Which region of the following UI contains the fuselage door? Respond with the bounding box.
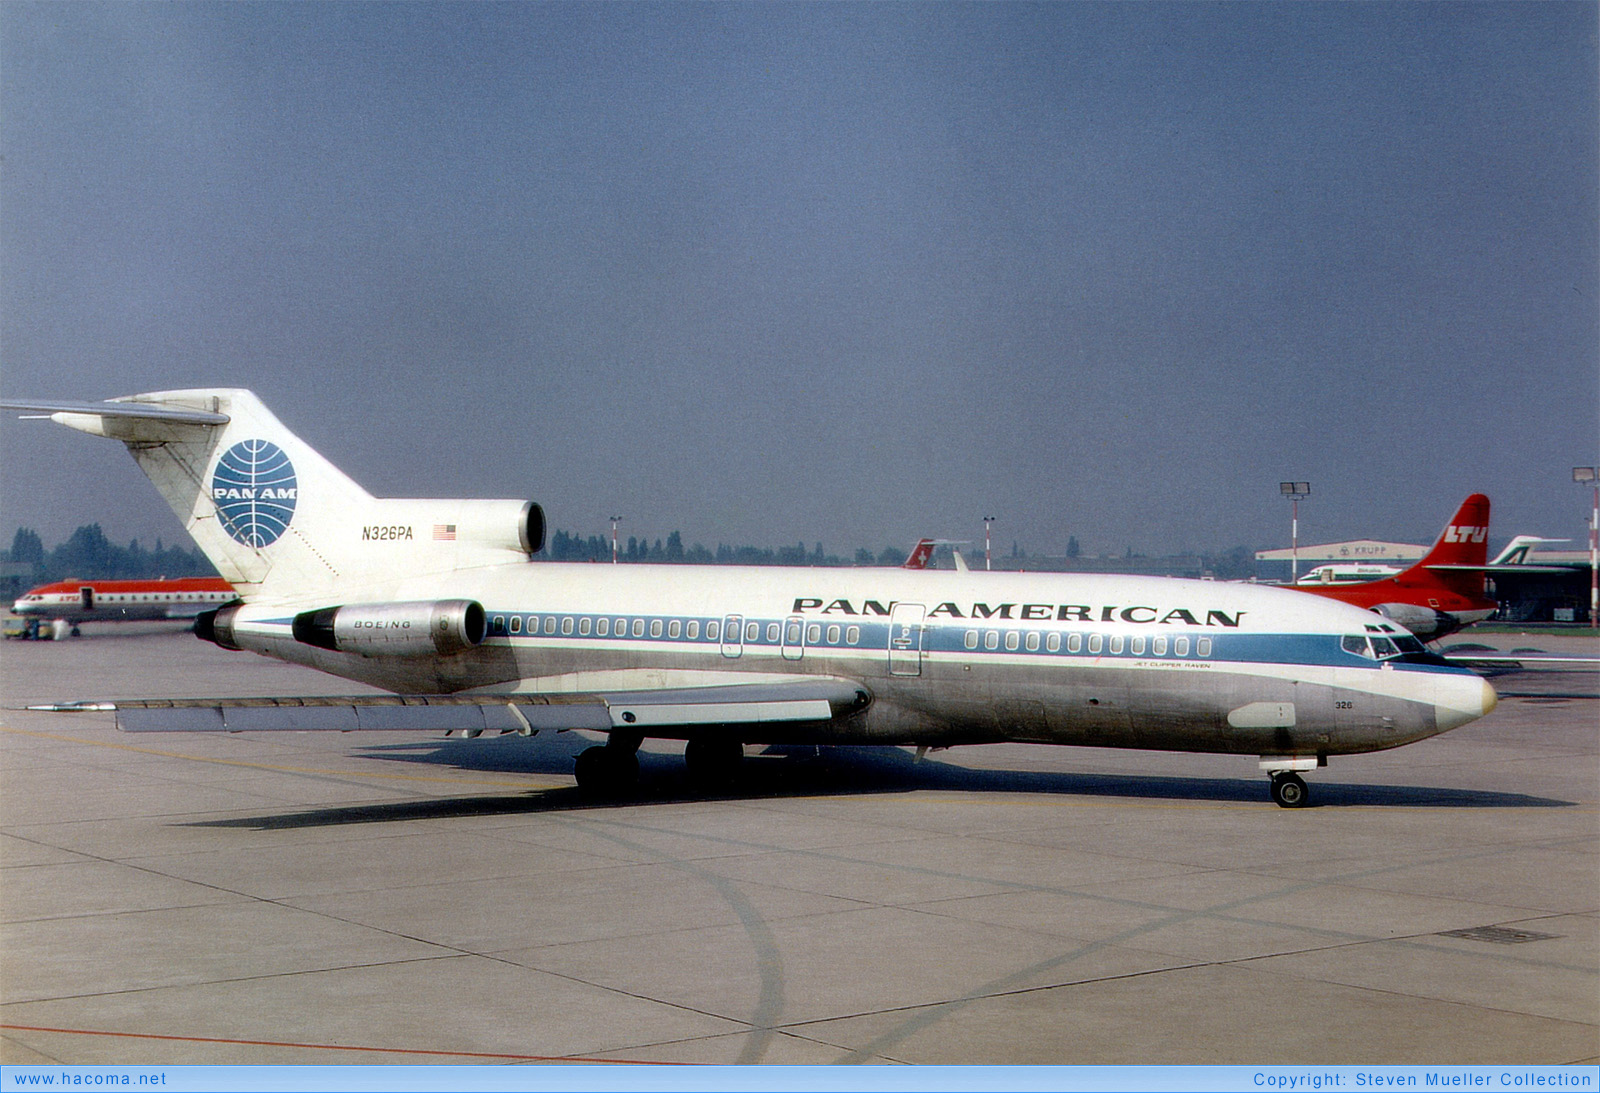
[721,614,744,659]
[782,615,805,661]
[80,586,95,611]
[888,602,926,676]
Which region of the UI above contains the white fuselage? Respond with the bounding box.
[219,561,1497,759]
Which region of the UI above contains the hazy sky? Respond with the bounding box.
[3,2,1596,560]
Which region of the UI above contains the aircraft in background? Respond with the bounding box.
[1290,496,1587,641]
[900,539,970,571]
[1290,494,1500,641]
[1295,563,1403,586]
[3,390,1498,808]
[1487,535,1570,567]
[10,576,236,637]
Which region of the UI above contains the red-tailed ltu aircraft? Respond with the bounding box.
[1292,495,1496,641]
[11,577,236,636]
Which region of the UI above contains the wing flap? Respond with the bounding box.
[38,679,869,734]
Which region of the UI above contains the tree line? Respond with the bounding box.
[545,529,908,567]
[5,524,1260,581]
[5,526,219,583]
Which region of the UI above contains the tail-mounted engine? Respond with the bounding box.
[290,599,487,657]
[1373,602,1454,640]
[195,603,244,651]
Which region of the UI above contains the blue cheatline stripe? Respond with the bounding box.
[476,609,1472,676]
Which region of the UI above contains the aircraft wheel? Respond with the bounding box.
[574,745,639,796]
[684,737,743,787]
[1270,772,1309,809]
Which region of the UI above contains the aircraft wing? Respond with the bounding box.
[27,679,870,734]
[1439,643,1600,674]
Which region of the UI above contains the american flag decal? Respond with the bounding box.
[433,524,457,541]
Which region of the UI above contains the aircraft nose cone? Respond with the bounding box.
[1435,674,1497,733]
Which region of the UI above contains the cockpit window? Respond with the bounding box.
[1392,634,1426,655]
[1342,635,1373,658]
[1370,636,1400,658]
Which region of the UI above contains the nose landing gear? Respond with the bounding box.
[1260,756,1320,808]
[1269,771,1309,808]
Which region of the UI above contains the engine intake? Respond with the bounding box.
[292,599,487,658]
[1373,602,1451,639]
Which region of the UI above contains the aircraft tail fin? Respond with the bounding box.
[1410,493,1491,594]
[6,390,542,599]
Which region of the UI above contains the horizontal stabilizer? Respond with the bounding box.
[1,398,229,425]
[1427,564,1570,574]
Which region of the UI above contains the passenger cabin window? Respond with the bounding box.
[766,622,780,642]
[1046,633,1061,652]
[669,620,681,639]
[985,631,999,650]
[1067,633,1082,653]
[632,619,646,637]
[1131,636,1145,655]
[1197,637,1212,657]
[597,618,610,636]
[1088,634,1103,654]
[806,623,821,643]
[1110,635,1124,654]
[650,619,663,638]
[1153,635,1167,655]
[1025,632,1040,652]
[964,630,979,650]
[510,616,522,633]
[745,621,760,642]
[1005,631,1020,651]
[687,620,700,640]
[706,621,719,641]
[1174,636,1190,656]
[579,617,592,636]
[846,625,860,645]
[561,617,574,635]
[543,617,557,635]
[828,624,842,645]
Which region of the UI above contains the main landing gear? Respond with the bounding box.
[572,734,747,796]
[573,733,640,796]
[683,736,744,789]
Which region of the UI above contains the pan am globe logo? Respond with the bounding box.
[211,440,298,547]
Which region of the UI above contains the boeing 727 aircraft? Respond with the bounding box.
[3,390,1499,808]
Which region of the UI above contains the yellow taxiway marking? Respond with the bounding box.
[0,721,560,789]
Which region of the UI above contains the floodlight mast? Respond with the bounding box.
[1280,482,1311,583]
[1575,468,1598,629]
